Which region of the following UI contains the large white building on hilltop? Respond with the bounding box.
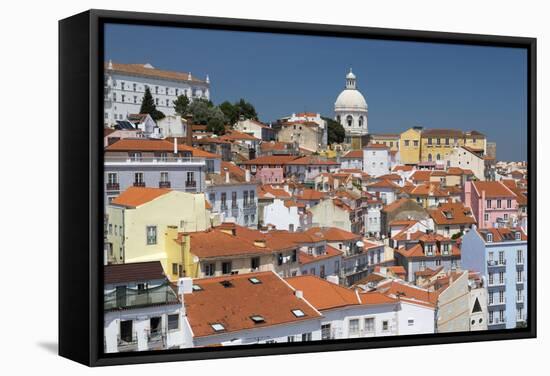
[104,61,210,126]
[334,69,369,141]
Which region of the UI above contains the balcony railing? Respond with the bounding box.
[117,334,138,352]
[488,278,506,287]
[516,295,524,303]
[104,284,179,311]
[489,317,506,325]
[104,155,206,165]
[185,180,197,188]
[487,260,506,267]
[489,298,506,306]
[147,330,167,350]
[106,182,120,191]
[159,181,171,188]
[133,181,146,187]
[516,258,524,265]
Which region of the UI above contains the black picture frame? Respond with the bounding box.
[59,9,537,367]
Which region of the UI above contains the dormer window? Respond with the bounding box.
[515,232,521,240]
[441,243,450,255]
[487,233,493,242]
[425,244,434,256]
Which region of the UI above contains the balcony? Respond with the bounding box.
[133,181,146,187]
[106,182,120,191]
[489,298,506,306]
[104,155,206,167]
[117,334,138,352]
[516,258,524,266]
[158,181,171,188]
[243,203,257,214]
[185,180,197,191]
[147,330,167,350]
[489,317,506,326]
[516,295,524,304]
[488,278,506,287]
[104,284,179,311]
[487,260,506,268]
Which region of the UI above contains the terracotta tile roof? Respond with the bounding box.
[286,275,359,310]
[305,227,361,242]
[380,265,407,275]
[446,167,474,176]
[185,271,321,337]
[392,229,426,242]
[104,261,166,284]
[341,150,363,159]
[258,185,292,199]
[239,155,298,165]
[410,170,432,182]
[219,129,260,141]
[393,165,414,172]
[389,219,418,227]
[184,224,299,259]
[408,183,450,197]
[260,141,293,151]
[284,200,306,209]
[221,161,246,180]
[294,112,319,118]
[367,179,400,189]
[429,202,476,225]
[105,138,220,158]
[111,187,172,208]
[381,198,410,213]
[106,62,207,83]
[298,245,343,265]
[414,266,444,277]
[395,236,460,259]
[365,143,389,149]
[104,128,116,137]
[358,291,399,305]
[477,227,527,243]
[472,181,516,198]
[376,279,437,307]
[376,173,402,181]
[285,156,339,165]
[296,189,326,201]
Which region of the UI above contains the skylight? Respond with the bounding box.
[211,323,225,332]
[192,284,203,291]
[250,315,265,324]
[248,277,262,284]
[291,309,305,317]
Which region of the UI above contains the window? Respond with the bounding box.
[133,95,137,104]
[486,232,492,242]
[250,190,255,204]
[168,314,179,330]
[287,336,295,342]
[488,273,494,285]
[251,257,260,270]
[435,259,442,266]
[129,152,142,161]
[221,193,227,209]
[497,200,502,209]
[146,226,157,245]
[436,138,441,145]
[121,94,125,102]
[302,332,312,341]
[160,171,169,183]
[507,199,512,208]
[404,140,410,146]
[232,191,238,208]
[486,199,492,208]
[321,324,331,340]
[517,270,523,283]
[382,320,389,331]
[291,249,297,263]
[186,171,195,184]
[489,292,494,304]
[489,311,494,324]
[155,98,159,105]
[349,319,359,336]
[364,318,375,333]
[484,213,489,222]
[427,138,433,145]
[499,310,505,322]
[517,249,524,264]
[436,153,441,160]
[445,137,449,145]
[346,115,353,127]
[499,251,505,265]
[107,173,118,184]
[134,172,144,186]
[428,154,432,162]
[413,140,419,147]
[408,319,414,326]
[172,263,178,275]
[499,290,505,303]
[133,83,137,91]
[222,261,232,275]
[204,263,215,276]
[504,213,509,220]
[243,191,249,206]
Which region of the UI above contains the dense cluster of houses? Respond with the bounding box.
[102,62,528,353]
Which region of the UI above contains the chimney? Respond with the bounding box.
[178,277,193,295]
[245,169,251,182]
[184,114,194,146]
[295,290,304,299]
[173,137,178,155]
[225,169,230,184]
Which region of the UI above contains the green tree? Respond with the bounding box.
[187,98,216,124]
[219,99,258,125]
[219,101,238,125]
[323,116,345,144]
[139,87,165,121]
[207,116,226,136]
[173,95,190,116]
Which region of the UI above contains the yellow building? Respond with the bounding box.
[368,133,400,151]
[105,187,211,281]
[399,127,422,164]
[420,129,464,163]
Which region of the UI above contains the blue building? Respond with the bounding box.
[461,226,527,329]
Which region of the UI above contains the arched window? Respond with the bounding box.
[436,154,441,160]
[346,115,353,127]
[428,154,432,162]
[358,116,364,127]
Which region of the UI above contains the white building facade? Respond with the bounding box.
[104,61,210,126]
[363,145,391,177]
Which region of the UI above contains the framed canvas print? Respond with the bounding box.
[59,9,536,366]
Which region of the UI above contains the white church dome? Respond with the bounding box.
[335,89,367,110]
[335,68,367,111]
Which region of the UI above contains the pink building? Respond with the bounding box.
[463,181,517,228]
[257,167,284,184]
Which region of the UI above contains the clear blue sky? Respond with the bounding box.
[105,23,528,161]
